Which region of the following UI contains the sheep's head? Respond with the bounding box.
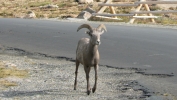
[77,24,107,45]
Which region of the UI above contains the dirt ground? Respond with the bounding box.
[0,47,176,100]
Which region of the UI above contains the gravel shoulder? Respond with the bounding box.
[0,48,176,100]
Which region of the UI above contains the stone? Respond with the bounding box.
[77,11,92,19]
[40,4,58,9]
[77,0,93,4]
[24,11,36,19]
[77,7,95,20]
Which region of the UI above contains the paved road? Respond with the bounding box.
[0,18,177,82]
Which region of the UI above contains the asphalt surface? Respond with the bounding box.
[0,18,177,83]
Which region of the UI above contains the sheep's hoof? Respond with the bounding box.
[74,87,76,90]
[92,88,96,93]
[87,90,91,95]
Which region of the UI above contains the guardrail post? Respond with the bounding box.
[129,3,143,24]
[97,0,117,18]
[109,3,116,18]
[144,3,155,23]
[97,0,112,13]
[129,0,155,24]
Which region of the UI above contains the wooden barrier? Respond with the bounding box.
[98,3,138,7]
[135,1,177,4]
[130,0,155,23]
[97,0,112,14]
[133,16,159,18]
[130,10,177,14]
[92,13,134,16]
[92,0,177,24]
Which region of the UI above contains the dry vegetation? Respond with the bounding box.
[0,0,81,18]
[2,0,91,18]
[0,0,177,24]
[0,61,28,88]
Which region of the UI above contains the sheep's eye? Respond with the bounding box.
[90,33,93,37]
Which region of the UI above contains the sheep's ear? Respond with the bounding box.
[85,31,92,36]
[100,30,105,35]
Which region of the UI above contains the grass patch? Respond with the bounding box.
[159,18,177,25]
[0,11,13,17]
[0,61,28,88]
[0,80,17,88]
[58,2,67,8]
[0,67,28,78]
[28,1,51,7]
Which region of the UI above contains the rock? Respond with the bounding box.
[164,13,177,20]
[77,7,95,20]
[96,0,105,2]
[24,11,36,19]
[77,11,92,19]
[40,4,58,9]
[77,0,93,4]
[83,6,95,14]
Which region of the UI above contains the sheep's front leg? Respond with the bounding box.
[92,64,98,93]
[84,66,91,95]
[74,60,79,90]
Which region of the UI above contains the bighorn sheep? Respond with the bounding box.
[74,24,107,95]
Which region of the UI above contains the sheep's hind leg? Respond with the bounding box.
[74,60,79,90]
[92,65,98,93]
[84,66,91,95]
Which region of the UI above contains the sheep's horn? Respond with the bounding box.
[77,24,93,32]
[97,24,107,32]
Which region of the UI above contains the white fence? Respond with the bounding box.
[92,0,177,23]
